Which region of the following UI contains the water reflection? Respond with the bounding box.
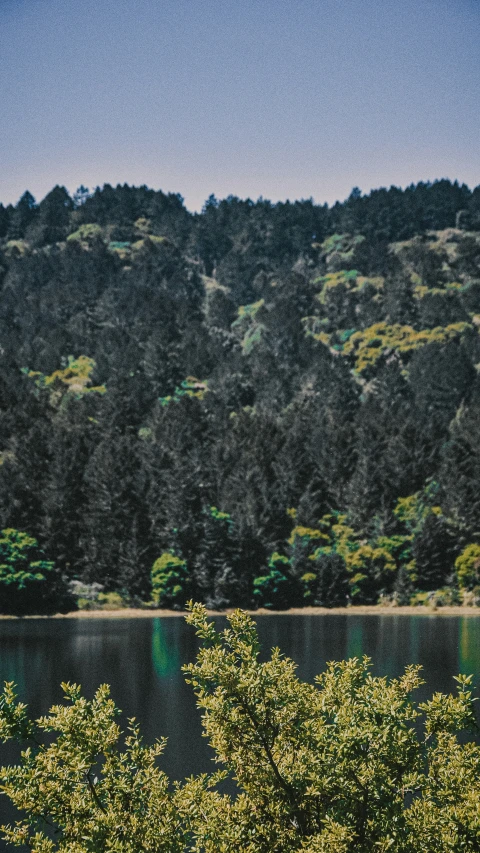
[346,618,364,660]
[151,618,180,679]
[459,616,480,676]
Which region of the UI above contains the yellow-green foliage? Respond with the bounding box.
[96,592,128,611]
[410,587,460,608]
[320,233,365,269]
[234,299,265,321]
[131,235,168,252]
[413,280,468,300]
[209,506,231,523]
[287,526,330,592]
[288,526,328,546]
[0,606,479,852]
[0,681,187,852]
[4,240,29,257]
[268,551,290,568]
[308,514,398,596]
[159,377,208,407]
[138,426,153,441]
[133,216,152,235]
[232,299,266,354]
[0,451,15,467]
[23,356,106,404]
[76,591,128,611]
[66,223,103,244]
[315,270,384,305]
[337,321,472,374]
[285,488,447,603]
[300,571,318,600]
[455,544,480,590]
[394,489,442,531]
[151,552,188,606]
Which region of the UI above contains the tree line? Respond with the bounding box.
[0,179,480,611]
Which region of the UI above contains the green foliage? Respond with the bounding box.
[2,607,479,851]
[280,490,457,605]
[131,235,167,252]
[0,529,63,615]
[316,270,384,307]
[305,513,398,603]
[232,299,267,354]
[1,179,480,608]
[208,505,232,524]
[151,553,189,608]
[96,591,129,610]
[22,356,106,404]
[319,321,473,375]
[159,377,208,407]
[393,485,458,592]
[0,681,191,852]
[66,223,103,243]
[4,240,28,257]
[320,233,365,271]
[253,553,292,609]
[0,529,51,588]
[455,544,480,590]
[108,240,131,250]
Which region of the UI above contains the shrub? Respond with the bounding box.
[0,605,478,852]
[151,553,189,608]
[456,543,480,590]
[0,529,70,615]
[97,592,128,610]
[253,553,293,608]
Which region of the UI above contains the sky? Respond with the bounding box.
[1,0,479,211]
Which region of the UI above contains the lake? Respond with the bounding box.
[0,613,478,843]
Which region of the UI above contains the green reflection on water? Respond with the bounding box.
[0,651,26,697]
[346,619,364,659]
[458,617,480,678]
[151,619,179,679]
[408,617,420,664]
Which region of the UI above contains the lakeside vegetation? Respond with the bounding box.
[0,180,480,613]
[0,605,479,852]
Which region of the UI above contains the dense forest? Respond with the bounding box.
[1,179,480,612]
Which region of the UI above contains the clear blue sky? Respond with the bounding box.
[1,0,479,210]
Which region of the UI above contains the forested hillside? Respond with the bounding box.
[1,179,480,611]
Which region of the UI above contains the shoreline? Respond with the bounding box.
[0,604,479,619]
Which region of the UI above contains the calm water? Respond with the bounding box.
[0,613,478,841]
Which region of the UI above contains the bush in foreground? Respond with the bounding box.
[0,604,479,852]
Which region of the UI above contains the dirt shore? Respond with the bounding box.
[0,604,479,619]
